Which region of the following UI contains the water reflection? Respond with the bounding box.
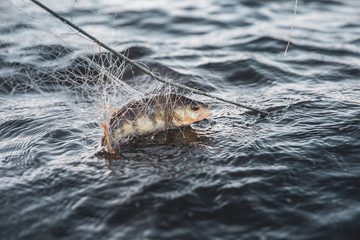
[98,126,212,175]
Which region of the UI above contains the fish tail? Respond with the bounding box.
[102,124,116,154]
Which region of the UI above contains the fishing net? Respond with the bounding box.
[3,0,209,150]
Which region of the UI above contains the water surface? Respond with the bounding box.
[1,0,360,239]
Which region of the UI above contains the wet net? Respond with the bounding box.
[4,0,208,150]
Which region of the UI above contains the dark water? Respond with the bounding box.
[1,0,360,239]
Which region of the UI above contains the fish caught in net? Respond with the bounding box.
[101,93,212,152]
[4,1,216,154]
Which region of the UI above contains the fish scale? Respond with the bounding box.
[102,94,212,149]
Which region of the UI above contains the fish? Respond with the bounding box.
[102,94,212,152]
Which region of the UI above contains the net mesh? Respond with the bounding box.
[4,0,205,149]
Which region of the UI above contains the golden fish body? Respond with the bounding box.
[104,94,212,144]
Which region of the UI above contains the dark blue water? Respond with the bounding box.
[1,0,360,239]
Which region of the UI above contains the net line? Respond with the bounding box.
[29,0,268,117]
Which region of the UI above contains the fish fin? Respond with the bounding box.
[103,105,120,111]
[104,105,121,119]
[102,124,116,154]
[109,105,120,112]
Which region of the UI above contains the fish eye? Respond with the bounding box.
[191,105,200,111]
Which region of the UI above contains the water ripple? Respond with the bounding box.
[1,0,360,239]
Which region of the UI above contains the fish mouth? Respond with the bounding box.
[197,107,212,121]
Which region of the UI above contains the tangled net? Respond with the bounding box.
[4,1,206,150]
